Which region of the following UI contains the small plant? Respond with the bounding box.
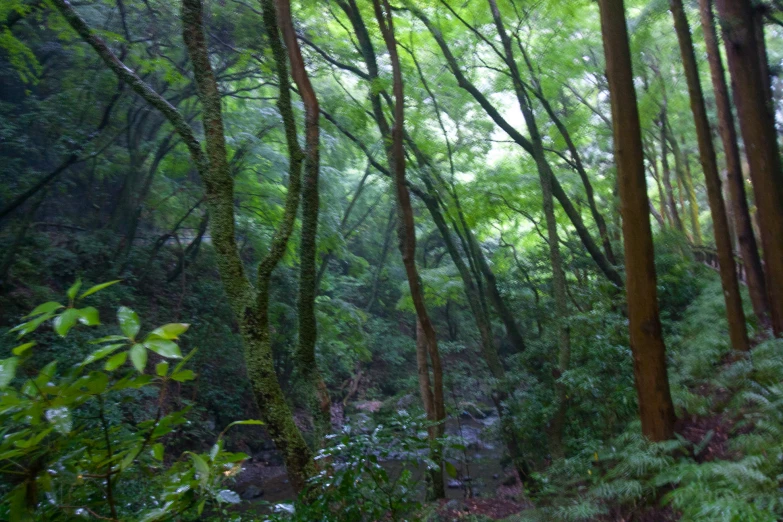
[0,280,255,521]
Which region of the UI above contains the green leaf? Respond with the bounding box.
[144,338,182,359]
[90,335,128,344]
[53,308,79,337]
[155,361,169,377]
[130,343,147,372]
[151,443,164,461]
[104,352,128,371]
[79,280,120,299]
[11,313,53,338]
[445,460,458,478]
[189,452,210,486]
[12,342,35,356]
[77,306,100,326]
[218,490,241,504]
[66,279,82,301]
[25,301,63,318]
[0,357,19,388]
[118,306,140,339]
[82,343,125,366]
[149,323,190,340]
[171,369,194,382]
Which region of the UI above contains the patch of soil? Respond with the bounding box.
[674,413,734,462]
[435,497,531,520]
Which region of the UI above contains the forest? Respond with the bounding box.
[1,0,783,520]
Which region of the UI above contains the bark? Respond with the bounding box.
[669,0,749,352]
[698,0,770,328]
[598,0,676,441]
[274,0,332,440]
[51,0,316,492]
[716,0,783,336]
[370,0,446,499]
[408,3,623,288]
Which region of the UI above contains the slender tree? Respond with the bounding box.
[598,0,676,441]
[50,0,316,490]
[669,0,749,352]
[715,0,783,336]
[371,0,446,498]
[698,0,770,330]
[273,0,332,440]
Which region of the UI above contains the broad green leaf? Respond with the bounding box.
[25,301,63,318]
[218,490,241,504]
[53,308,79,337]
[149,323,190,340]
[79,280,120,299]
[77,306,100,326]
[130,343,147,372]
[45,407,72,434]
[118,306,140,339]
[189,452,210,486]
[82,343,125,366]
[155,361,169,377]
[12,342,35,356]
[11,313,53,338]
[90,335,128,344]
[0,357,19,388]
[171,369,194,382]
[144,338,182,359]
[445,460,458,478]
[66,279,82,301]
[104,352,128,371]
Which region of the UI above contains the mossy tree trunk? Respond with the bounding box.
[51,0,317,492]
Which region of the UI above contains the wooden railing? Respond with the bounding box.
[691,245,748,286]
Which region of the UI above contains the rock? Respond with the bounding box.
[447,479,463,489]
[493,474,500,480]
[240,485,263,500]
[445,499,460,510]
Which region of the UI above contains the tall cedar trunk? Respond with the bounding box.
[408,3,623,288]
[669,0,750,352]
[484,0,572,459]
[371,0,446,499]
[715,0,783,336]
[598,0,676,441]
[648,142,669,226]
[274,0,332,440]
[697,0,770,328]
[659,114,684,232]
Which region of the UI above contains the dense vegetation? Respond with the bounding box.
[1,0,783,520]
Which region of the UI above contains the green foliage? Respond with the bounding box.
[0,282,254,522]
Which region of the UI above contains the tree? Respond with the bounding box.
[598,0,676,441]
[715,0,783,337]
[698,0,770,330]
[668,0,749,352]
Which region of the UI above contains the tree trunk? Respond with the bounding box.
[274,0,332,441]
[667,132,702,245]
[670,0,750,352]
[599,0,676,441]
[715,0,783,336]
[698,0,770,330]
[371,0,445,499]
